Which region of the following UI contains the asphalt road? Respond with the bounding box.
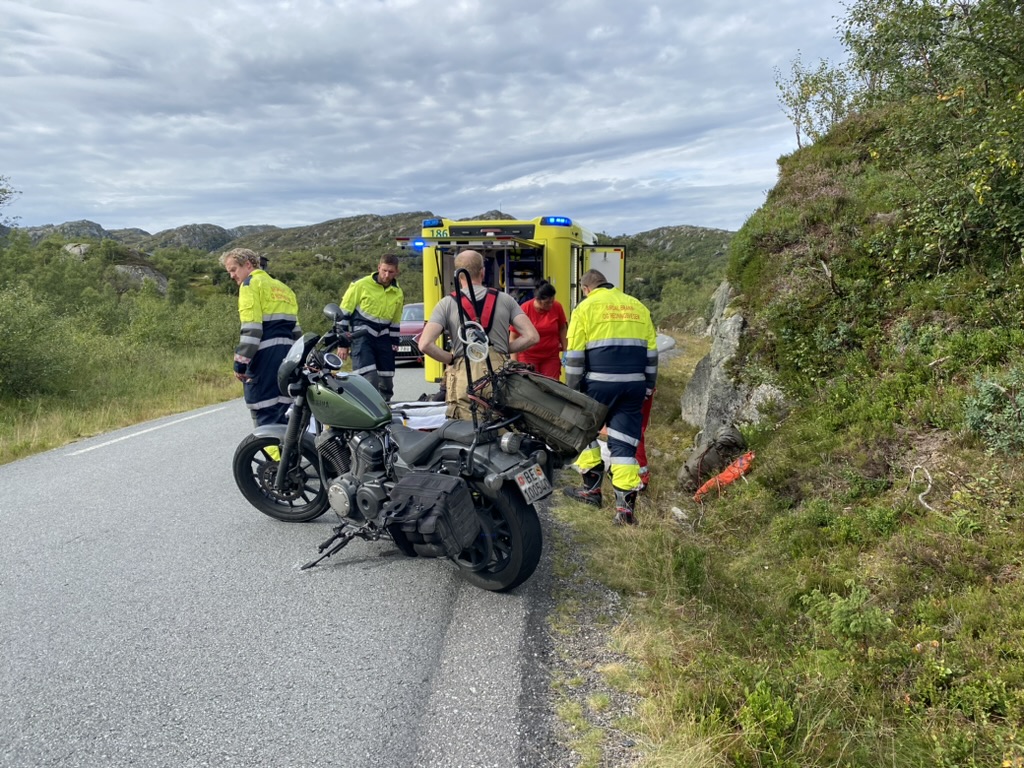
[0,364,560,768]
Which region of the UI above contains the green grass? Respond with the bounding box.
[550,330,1024,766]
[0,350,238,464]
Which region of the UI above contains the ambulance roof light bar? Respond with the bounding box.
[396,235,528,251]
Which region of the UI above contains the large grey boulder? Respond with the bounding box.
[676,281,786,485]
[60,242,168,294]
[680,312,748,433]
[705,280,734,338]
[113,264,168,294]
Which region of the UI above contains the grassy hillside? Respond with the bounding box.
[555,138,1024,765]
[549,1,1024,764]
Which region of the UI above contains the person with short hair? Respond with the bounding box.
[418,250,539,420]
[562,269,658,525]
[337,254,404,402]
[511,280,568,379]
[220,247,302,426]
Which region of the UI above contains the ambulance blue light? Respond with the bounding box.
[541,216,572,227]
[411,238,426,253]
[422,217,443,227]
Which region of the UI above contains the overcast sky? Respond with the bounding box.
[1,0,848,236]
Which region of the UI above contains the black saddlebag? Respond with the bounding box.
[383,473,480,558]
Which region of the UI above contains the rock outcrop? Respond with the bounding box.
[142,223,235,252]
[61,242,168,294]
[112,264,168,293]
[676,280,786,485]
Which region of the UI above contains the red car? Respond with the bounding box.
[396,302,425,364]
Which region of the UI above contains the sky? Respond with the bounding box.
[1,0,849,237]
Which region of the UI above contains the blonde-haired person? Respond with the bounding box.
[220,248,302,426]
[418,250,539,419]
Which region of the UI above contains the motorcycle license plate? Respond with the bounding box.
[514,463,552,504]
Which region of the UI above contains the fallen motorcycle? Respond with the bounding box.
[231,278,605,592]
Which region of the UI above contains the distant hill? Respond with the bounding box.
[12,212,732,324]
[21,219,282,253]
[16,212,730,262]
[221,212,432,255]
[19,212,438,255]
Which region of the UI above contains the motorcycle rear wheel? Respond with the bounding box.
[232,434,329,522]
[454,483,542,592]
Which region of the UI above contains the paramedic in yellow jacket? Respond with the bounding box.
[337,254,404,402]
[221,248,303,426]
[562,269,658,525]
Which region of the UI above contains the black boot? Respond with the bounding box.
[562,469,604,507]
[613,488,638,525]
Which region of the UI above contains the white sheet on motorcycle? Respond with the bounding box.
[390,401,447,430]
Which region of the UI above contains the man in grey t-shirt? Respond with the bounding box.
[419,250,539,419]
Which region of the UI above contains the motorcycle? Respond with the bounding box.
[231,277,578,592]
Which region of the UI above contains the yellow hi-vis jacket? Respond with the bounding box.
[340,272,404,344]
[563,285,658,392]
[233,270,302,374]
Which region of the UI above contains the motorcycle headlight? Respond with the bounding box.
[277,333,317,395]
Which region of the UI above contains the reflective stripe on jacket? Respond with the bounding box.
[234,270,302,374]
[340,272,404,344]
[564,285,657,392]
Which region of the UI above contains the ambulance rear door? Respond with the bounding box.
[581,244,626,296]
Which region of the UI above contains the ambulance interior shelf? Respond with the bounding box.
[502,250,544,304]
[437,244,546,304]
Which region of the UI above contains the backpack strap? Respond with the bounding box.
[451,288,499,333]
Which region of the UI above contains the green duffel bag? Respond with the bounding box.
[492,363,609,459]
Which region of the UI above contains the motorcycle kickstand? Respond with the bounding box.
[301,524,357,570]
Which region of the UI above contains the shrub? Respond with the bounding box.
[0,285,74,397]
[801,580,893,653]
[964,368,1024,454]
[737,679,796,760]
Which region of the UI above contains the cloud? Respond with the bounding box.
[0,0,848,235]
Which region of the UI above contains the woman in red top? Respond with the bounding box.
[511,281,568,379]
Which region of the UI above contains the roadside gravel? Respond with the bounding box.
[524,510,644,768]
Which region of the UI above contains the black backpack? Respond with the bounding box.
[680,424,747,491]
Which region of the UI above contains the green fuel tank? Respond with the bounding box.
[306,373,392,430]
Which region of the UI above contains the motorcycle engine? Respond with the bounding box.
[314,427,350,476]
[325,430,389,524]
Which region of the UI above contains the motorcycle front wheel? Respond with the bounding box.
[454,483,542,592]
[232,434,329,522]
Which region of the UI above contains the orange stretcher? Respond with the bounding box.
[693,451,755,503]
